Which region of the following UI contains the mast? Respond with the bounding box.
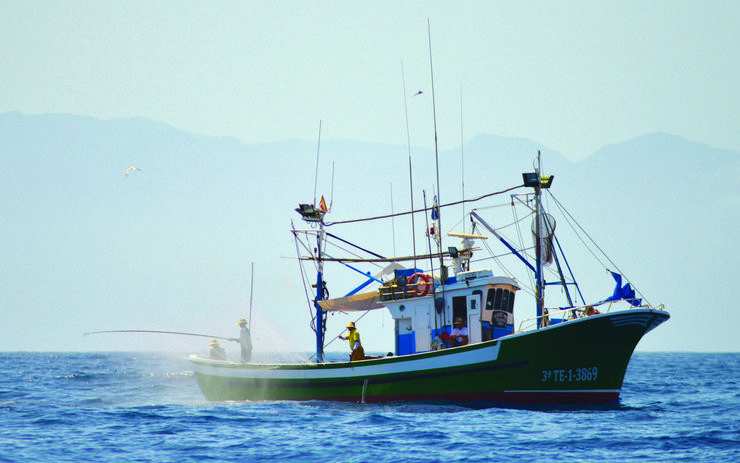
[314,220,326,362]
[522,150,554,329]
[533,154,545,329]
[295,202,327,362]
[299,121,328,363]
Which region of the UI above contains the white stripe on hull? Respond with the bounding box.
[191,342,500,380]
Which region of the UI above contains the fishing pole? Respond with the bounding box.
[83,329,238,342]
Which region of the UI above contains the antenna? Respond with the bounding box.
[427,19,444,280]
[401,61,418,270]
[313,120,322,206]
[329,161,335,211]
[390,183,397,259]
[249,261,255,329]
[460,81,465,234]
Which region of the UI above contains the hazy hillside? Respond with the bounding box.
[1,112,737,353]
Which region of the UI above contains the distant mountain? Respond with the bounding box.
[1,112,737,353]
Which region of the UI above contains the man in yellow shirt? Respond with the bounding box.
[338,321,365,361]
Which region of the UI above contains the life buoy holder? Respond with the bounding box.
[408,273,432,297]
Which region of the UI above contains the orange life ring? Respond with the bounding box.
[408,273,432,297]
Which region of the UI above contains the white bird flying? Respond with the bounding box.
[125,166,142,177]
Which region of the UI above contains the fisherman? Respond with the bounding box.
[450,317,469,347]
[208,339,226,360]
[234,318,252,363]
[584,305,601,317]
[338,321,365,361]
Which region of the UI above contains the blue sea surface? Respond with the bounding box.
[0,352,738,462]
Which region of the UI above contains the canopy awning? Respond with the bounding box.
[317,291,385,312]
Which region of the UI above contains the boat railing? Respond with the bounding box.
[516,301,660,333]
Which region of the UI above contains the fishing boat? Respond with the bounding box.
[189,150,669,405]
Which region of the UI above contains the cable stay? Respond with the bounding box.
[324,185,523,227]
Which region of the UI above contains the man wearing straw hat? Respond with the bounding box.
[208,339,226,360]
[338,321,365,361]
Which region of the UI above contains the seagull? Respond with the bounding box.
[125,166,142,177]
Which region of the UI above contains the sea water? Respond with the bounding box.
[0,352,738,462]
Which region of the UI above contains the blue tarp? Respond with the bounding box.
[604,271,642,306]
[396,268,423,278]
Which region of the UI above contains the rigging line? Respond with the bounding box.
[472,208,534,233]
[549,192,651,306]
[323,240,383,268]
[293,230,320,265]
[313,120,322,206]
[446,215,465,234]
[322,252,386,274]
[292,226,319,332]
[479,241,535,300]
[324,184,523,226]
[511,194,536,291]
[297,250,452,263]
[472,201,521,212]
[548,192,609,268]
[460,80,465,234]
[326,309,374,352]
[325,231,386,260]
[480,239,515,278]
[322,242,387,273]
[401,61,418,268]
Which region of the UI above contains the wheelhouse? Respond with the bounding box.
[383,269,520,355]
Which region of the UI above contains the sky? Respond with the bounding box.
[2,1,739,355]
[1,1,739,161]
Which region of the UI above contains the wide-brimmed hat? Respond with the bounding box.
[346,321,356,329]
[238,318,247,325]
[209,339,220,345]
[454,317,464,325]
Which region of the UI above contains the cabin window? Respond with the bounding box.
[493,289,503,313]
[486,287,516,328]
[486,288,516,313]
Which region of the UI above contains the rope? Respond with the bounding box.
[324,185,523,226]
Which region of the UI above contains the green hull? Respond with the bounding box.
[190,308,668,405]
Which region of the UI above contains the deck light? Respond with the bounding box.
[522,173,554,189]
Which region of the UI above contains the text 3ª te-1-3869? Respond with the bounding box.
[541,367,598,383]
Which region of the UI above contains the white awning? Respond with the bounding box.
[317,292,385,312]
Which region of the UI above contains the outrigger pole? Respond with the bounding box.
[83,330,237,342]
[427,19,445,281]
[401,61,418,270]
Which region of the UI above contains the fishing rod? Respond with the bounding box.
[83,329,238,342]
